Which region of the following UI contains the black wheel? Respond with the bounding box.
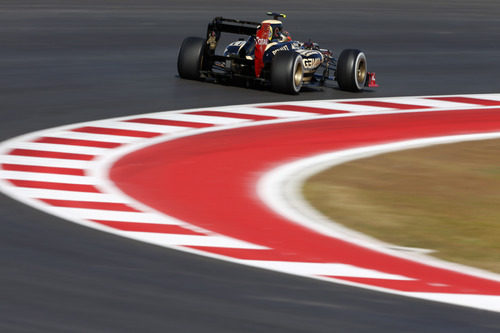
[271,51,304,94]
[177,37,206,80]
[336,49,367,92]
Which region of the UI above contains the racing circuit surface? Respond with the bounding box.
[2,1,500,332]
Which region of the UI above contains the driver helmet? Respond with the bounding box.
[262,20,290,42]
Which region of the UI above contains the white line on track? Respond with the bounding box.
[145,113,249,125]
[325,102,390,112]
[90,120,191,133]
[238,260,414,280]
[6,142,110,155]
[126,232,268,249]
[370,97,471,108]
[44,131,142,144]
[405,293,500,313]
[217,106,315,118]
[467,93,500,101]
[11,187,132,202]
[0,170,97,184]
[0,155,93,168]
[51,208,179,223]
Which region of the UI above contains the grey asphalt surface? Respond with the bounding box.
[1,1,500,332]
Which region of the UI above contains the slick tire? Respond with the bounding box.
[177,37,206,80]
[336,49,367,92]
[271,51,304,94]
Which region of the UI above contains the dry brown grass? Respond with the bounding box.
[303,139,500,273]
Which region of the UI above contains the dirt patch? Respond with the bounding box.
[303,139,500,273]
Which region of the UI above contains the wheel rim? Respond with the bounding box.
[293,58,304,91]
[356,56,367,86]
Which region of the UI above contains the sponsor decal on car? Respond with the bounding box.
[256,37,267,46]
[271,44,290,55]
[303,57,322,69]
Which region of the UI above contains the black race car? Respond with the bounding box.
[177,12,377,94]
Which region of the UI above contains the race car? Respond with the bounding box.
[177,12,377,94]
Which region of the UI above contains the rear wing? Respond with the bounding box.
[206,17,260,51]
[207,17,259,37]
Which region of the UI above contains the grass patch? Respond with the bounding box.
[303,139,500,273]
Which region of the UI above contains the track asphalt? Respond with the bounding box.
[1,1,500,331]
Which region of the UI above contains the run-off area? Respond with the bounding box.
[303,138,500,273]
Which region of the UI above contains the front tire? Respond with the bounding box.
[271,51,304,94]
[336,49,367,92]
[177,37,206,80]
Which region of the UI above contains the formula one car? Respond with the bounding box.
[177,12,377,94]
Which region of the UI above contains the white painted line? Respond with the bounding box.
[405,293,500,313]
[6,142,109,155]
[0,155,92,169]
[45,131,141,144]
[464,93,500,101]
[12,187,132,203]
[221,106,316,118]
[145,113,248,125]
[0,170,98,184]
[268,99,388,112]
[127,232,268,249]
[375,97,478,109]
[53,208,183,224]
[240,260,414,280]
[91,120,190,134]
[327,102,389,112]
[286,100,357,111]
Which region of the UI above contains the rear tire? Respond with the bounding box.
[271,51,304,94]
[177,37,206,80]
[336,49,367,92]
